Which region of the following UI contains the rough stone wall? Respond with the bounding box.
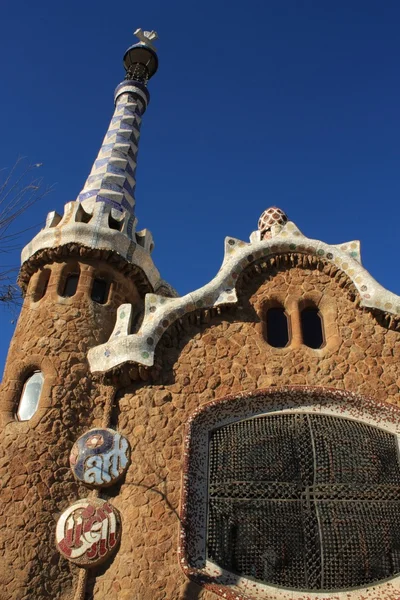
[1,256,400,600]
[0,256,141,600]
[90,259,400,600]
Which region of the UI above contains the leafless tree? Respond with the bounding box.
[0,158,52,307]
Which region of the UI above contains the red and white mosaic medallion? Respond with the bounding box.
[56,498,121,567]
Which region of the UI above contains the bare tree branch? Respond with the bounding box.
[0,158,53,306]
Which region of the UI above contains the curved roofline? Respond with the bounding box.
[88,220,400,372]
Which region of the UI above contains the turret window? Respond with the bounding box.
[17,371,43,421]
[32,268,51,302]
[62,273,79,298]
[301,307,324,348]
[265,306,290,348]
[91,278,109,304]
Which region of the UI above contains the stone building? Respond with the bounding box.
[1,30,400,600]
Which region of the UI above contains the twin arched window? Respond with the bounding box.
[266,304,324,349]
[17,371,43,421]
[300,307,324,349]
[58,268,110,303]
[266,307,290,348]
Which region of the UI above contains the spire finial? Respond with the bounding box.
[123,29,159,83]
[134,28,159,51]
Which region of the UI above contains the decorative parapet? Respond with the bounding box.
[88,217,400,373]
[21,199,161,290]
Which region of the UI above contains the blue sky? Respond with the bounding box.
[1,1,399,374]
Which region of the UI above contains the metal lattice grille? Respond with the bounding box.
[207,413,400,591]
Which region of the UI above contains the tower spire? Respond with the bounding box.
[77,29,159,216]
[21,29,166,294]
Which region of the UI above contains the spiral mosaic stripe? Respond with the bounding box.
[77,90,144,214]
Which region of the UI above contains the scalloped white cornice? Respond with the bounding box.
[88,220,400,373]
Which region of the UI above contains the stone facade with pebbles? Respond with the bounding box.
[86,257,400,600]
[1,30,400,600]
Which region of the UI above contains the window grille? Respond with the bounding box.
[208,413,400,591]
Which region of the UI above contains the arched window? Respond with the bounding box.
[91,278,109,304]
[301,307,324,348]
[62,272,79,298]
[32,268,51,302]
[266,306,289,348]
[17,371,44,421]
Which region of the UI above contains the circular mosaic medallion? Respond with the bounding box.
[56,498,121,567]
[70,428,130,488]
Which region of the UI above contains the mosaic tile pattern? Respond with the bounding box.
[56,498,121,568]
[88,216,400,372]
[179,386,400,600]
[21,198,161,289]
[70,428,130,488]
[21,76,163,291]
[77,82,147,214]
[258,206,288,239]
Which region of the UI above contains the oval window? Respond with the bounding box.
[17,371,44,421]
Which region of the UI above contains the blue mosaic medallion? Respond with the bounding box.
[70,428,130,488]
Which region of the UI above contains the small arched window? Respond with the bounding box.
[17,371,44,421]
[62,272,79,298]
[266,306,290,348]
[91,278,109,304]
[301,307,324,348]
[32,268,51,302]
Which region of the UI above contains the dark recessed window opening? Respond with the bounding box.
[109,212,124,231]
[91,278,109,304]
[301,307,324,348]
[207,413,400,591]
[62,273,79,298]
[266,307,289,348]
[32,268,51,302]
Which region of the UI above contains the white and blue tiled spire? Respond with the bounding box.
[21,30,167,294]
[78,29,159,215]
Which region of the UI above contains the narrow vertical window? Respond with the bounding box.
[32,268,51,302]
[62,273,79,297]
[91,278,109,304]
[266,307,289,348]
[301,307,324,348]
[17,371,44,421]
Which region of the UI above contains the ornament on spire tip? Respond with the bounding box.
[134,28,159,51]
[123,28,159,83]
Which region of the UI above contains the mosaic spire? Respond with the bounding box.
[77,29,159,215]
